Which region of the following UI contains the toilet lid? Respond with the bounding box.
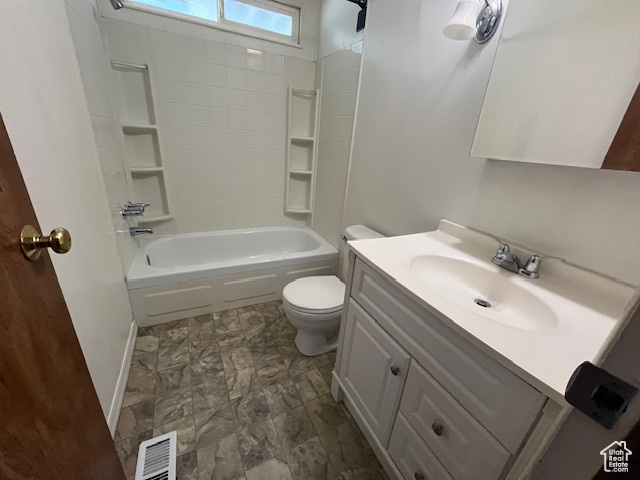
[283,275,345,313]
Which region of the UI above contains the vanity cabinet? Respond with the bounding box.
[335,256,551,480]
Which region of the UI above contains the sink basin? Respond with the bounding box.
[410,255,558,331]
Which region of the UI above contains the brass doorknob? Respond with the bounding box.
[20,225,72,262]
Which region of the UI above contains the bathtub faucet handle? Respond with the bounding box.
[122,201,151,217]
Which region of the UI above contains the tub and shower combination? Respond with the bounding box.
[126,227,339,326]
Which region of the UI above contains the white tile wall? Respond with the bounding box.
[64,0,138,274]
[312,42,363,247]
[146,29,312,232]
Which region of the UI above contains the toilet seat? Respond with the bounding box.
[282,275,345,315]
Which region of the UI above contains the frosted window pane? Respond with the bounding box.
[132,0,218,22]
[224,0,293,36]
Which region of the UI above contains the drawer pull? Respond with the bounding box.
[432,423,444,436]
[414,474,425,480]
[390,366,400,376]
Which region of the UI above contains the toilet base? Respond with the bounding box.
[295,328,339,356]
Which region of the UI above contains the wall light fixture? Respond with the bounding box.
[443,0,503,43]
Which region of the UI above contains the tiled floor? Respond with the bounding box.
[114,300,388,480]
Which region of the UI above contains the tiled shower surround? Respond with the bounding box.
[115,301,388,480]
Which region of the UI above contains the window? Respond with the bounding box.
[126,0,300,43]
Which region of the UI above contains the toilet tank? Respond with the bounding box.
[340,225,385,280]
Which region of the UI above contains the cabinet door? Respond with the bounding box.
[339,299,411,445]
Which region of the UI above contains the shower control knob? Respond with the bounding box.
[432,423,444,436]
[390,366,400,376]
[415,474,425,480]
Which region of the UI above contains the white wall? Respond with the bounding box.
[317,0,364,60]
[103,19,315,233]
[97,0,320,62]
[343,0,640,285]
[0,0,134,423]
[64,0,138,273]
[312,41,363,247]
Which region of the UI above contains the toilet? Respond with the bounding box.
[282,225,384,356]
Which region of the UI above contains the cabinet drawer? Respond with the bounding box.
[400,362,510,480]
[351,258,546,453]
[389,413,454,480]
[338,300,411,445]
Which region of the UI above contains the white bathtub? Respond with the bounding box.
[126,226,339,326]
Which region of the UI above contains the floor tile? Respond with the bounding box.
[314,351,336,368]
[272,405,316,451]
[255,301,285,323]
[197,433,244,480]
[235,305,256,315]
[139,318,188,337]
[154,387,193,427]
[190,340,220,362]
[214,309,242,334]
[320,421,372,473]
[116,399,155,441]
[156,362,191,395]
[191,354,225,384]
[153,415,196,455]
[122,352,158,407]
[189,314,216,340]
[231,389,270,427]
[226,368,261,400]
[283,354,319,377]
[275,333,298,356]
[193,376,230,413]
[249,340,281,367]
[269,315,295,337]
[115,430,153,478]
[238,310,267,336]
[293,370,330,403]
[134,334,159,355]
[222,345,254,374]
[177,450,199,480]
[195,403,236,447]
[317,365,333,388]
[262,380,302,416]
[256,358,290,386]
[304,394,350,434]
[218,330,246,349]
[237,418,282,470]
[159,326,189,348]
[244,455,292,480]
[335,455,389,480]
[284,436,332,480]
[158,329,190,370]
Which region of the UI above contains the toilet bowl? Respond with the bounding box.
[282,225,384,356]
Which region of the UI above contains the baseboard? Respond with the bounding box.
[107,318,138,437]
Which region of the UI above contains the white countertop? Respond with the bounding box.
[348,220,636,404]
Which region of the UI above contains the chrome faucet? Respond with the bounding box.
[121,201,150,217]
[130,227,153,236]
[490,236,522,274]
[489,235,564,279]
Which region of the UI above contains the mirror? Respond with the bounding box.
[471,0,640,171]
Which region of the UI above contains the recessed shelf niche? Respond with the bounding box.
[110,59,173,230]
[285,89,320,215]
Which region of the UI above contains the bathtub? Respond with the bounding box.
[126,226,339,326]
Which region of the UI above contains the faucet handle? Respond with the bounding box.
[487,233,510,252]
[520,254,565,279]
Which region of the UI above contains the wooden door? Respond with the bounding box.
[338,299,410,445]
[0,115,125,479]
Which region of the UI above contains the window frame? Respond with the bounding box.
[220,0,300,44]
[122,0,301,46]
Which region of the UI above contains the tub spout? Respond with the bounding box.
[130,227,153,236]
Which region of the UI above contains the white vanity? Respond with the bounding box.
[331,220,634,480]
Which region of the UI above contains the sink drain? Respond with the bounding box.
[474,299,491,308]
